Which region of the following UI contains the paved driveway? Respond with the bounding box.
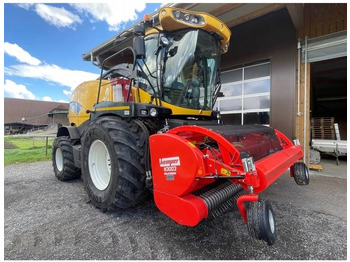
[4,161,347,260]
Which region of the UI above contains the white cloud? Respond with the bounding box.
[57,99,69,103]
[17,3,147,31]
[42,96,53,101]
[71,3,146,31]
[4,79,36,100]
[4,43,98,99]
[63,89,72,97]
[4,63,99,97]
[17,3,34,10]
[34,4,83,29]
[4,42,41,66]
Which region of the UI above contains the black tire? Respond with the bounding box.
[247,200,276,245]
[81,116,148,211]
[52,136,81,181]
[292,162,310,185]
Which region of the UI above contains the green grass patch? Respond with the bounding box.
[4,136,54,165]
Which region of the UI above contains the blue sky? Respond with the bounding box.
[3,2,162,102]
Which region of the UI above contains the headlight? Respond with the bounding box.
[172,10,205,25]
[160,36,169,46]
[150,108,158,117]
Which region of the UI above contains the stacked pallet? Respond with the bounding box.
[311,117,335,139]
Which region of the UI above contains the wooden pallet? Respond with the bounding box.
[311,117,334,127]
[312,131,335,139]
[311,117,335,139]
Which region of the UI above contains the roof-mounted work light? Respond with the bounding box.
[172,10,205,25]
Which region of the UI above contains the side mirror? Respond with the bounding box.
[133,24,145,59]
[133,24,145,36]
[133,36,145,59]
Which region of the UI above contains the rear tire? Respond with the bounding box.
[291,162,310,185]
[52,136,81,181]
[81,116,148,211]
[247,200,276,245]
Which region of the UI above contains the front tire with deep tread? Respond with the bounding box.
[246,200,276,245]
[292,162,310,185]
[52,136,81,181]
[81,116,148,211]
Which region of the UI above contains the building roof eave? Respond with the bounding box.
[83,3,292,68]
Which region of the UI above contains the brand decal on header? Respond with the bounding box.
[159,156,181,180]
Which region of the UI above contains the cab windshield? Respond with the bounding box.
[140,29,221,110]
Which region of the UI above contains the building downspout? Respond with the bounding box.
[297,39,301,117]
[303,36,308,164]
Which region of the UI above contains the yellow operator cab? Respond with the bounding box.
[132,7,231,117]
[69,7,231,127]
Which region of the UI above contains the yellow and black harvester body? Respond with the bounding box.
[52,7,309,246]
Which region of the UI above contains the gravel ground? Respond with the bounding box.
[4,161,347,260]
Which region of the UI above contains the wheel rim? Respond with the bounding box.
[304,164,310,180]
[88,140,111,191]
[268,209,275,234]
[55,148,64,172]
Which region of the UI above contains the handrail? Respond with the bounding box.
[96,47,136,105]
